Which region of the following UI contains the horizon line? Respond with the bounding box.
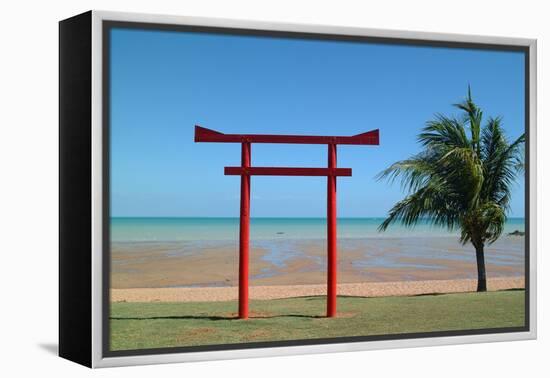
[110,215,526,219]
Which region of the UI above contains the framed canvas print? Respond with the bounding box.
[59,10,537,368]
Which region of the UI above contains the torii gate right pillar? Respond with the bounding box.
[327,143,337,317]
[239,142,251,319]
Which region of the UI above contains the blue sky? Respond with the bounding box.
[110,28,526,218]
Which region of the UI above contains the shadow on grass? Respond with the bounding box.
[410,292,447,297]
[411,288,525,297]
[110,314,325,321]
[302,295,370,300]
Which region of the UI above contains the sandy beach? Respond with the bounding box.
[111,236,525,289]
[111,276,524,302]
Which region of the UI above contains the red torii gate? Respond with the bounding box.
[195,125,380,318]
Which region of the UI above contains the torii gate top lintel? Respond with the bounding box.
[194,125,380,146]
[194,124,380,319]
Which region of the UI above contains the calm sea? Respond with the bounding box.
[111,217,525,242]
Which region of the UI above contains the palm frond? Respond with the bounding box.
[375,152,436,193]
[378,178,460,232]
[378,87,524,248]
[480,118,525,207]
[418,115,470,150]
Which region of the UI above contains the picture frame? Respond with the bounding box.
[59,10,537,368]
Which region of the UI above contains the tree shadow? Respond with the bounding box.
[411,288,525,297]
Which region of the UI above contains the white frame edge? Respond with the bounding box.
[90,10,537,368]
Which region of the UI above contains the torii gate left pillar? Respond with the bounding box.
[326,143,337,317]
[195,126,379,319]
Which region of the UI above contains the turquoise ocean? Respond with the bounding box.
[110,217,525,285]
[111,217,525,243]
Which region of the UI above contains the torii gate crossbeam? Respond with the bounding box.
[195,125,380,319]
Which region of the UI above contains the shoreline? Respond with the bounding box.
[111,236,525,289]
[111,276,524,303]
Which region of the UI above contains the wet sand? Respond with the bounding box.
[111,277,524,302]
[111,236,525,289]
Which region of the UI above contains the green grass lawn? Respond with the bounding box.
[110,290,525,351]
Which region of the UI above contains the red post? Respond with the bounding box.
[327,143,337,317]
[239,142,251,319]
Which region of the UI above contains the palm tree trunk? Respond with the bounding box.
[475,243,487,292]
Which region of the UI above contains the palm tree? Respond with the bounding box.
[377,88,524,292]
